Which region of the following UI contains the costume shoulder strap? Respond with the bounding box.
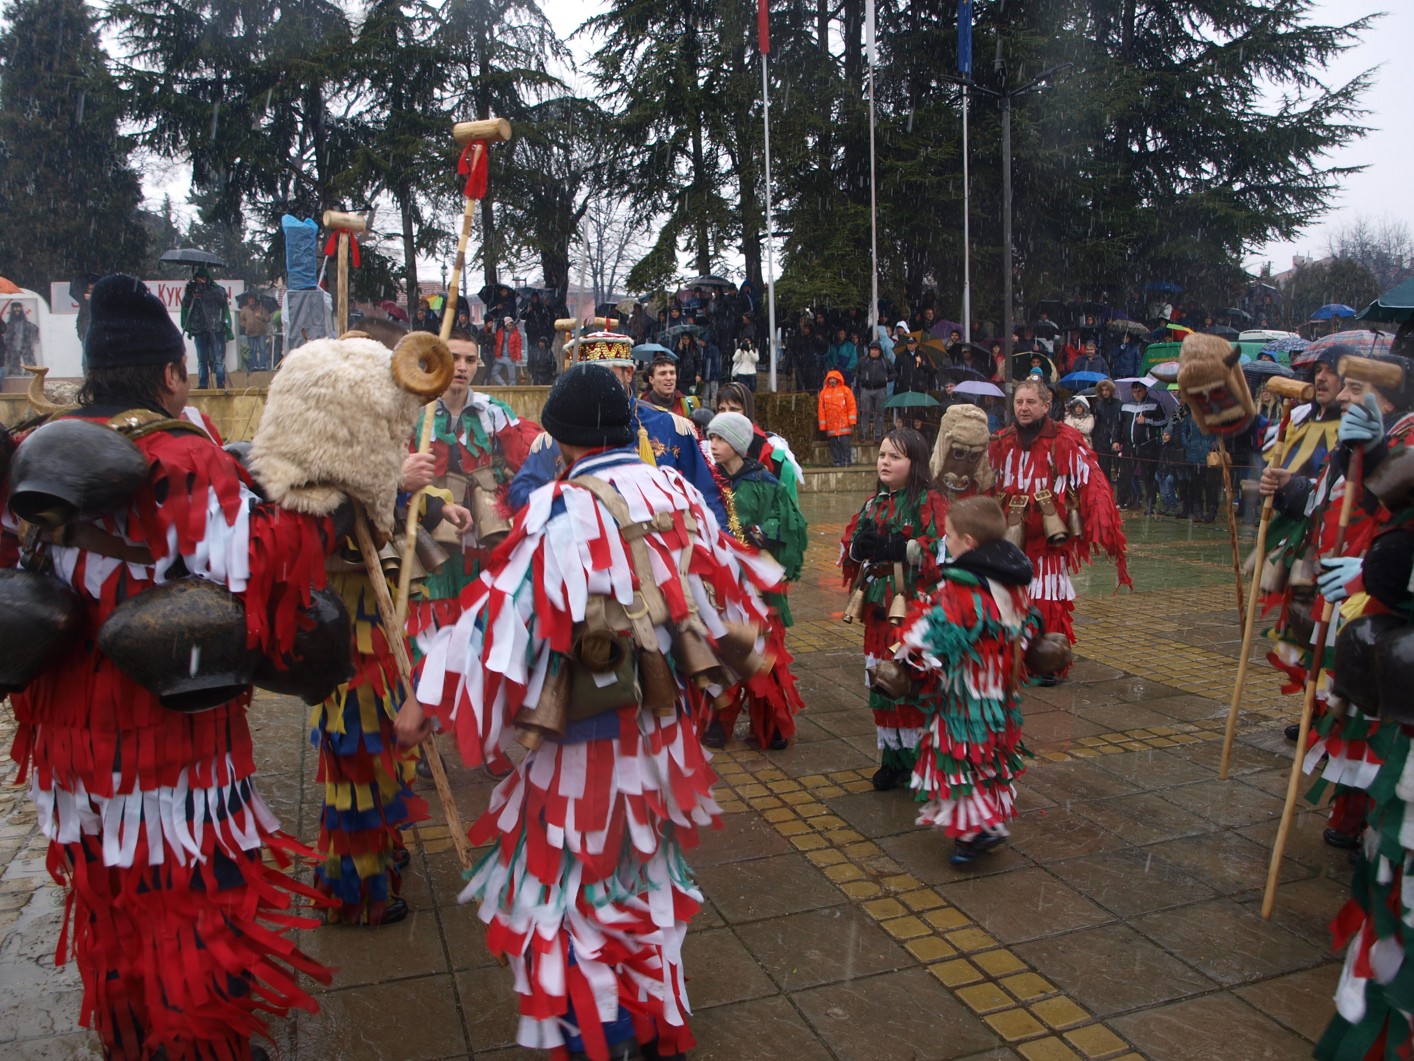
[106,408,211,441]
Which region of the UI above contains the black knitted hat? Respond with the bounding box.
[85,274,186,369]
[542,363,634,447]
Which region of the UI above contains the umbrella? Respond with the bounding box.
[632,342,674,362]
[1356,278,1414,324]
[952,381,1006,398]
[686,274,733,288]
[617,296,641,316]
[1148,361,1180,384]
[1293,329,1394,368]
[1205,325,1240,340]
[1309,303,1357,322]
[1013,352,1057,381]
[662,323,702,340]
[379,299,409,322]
[1058,370,1108,389]
[1220,307,1254,323]
[1032,299,1070,325]
[1114,376,1157,388]
[928,317,963,339]
[884,391,941,410]
[938,365,987,384]
[1147,387,1179,418]
[1145,281,1182,293]
[918,337,951,367]
[1108,318,1149,337]
[1028,321,1060,339]
[258,294,279,313]
[1257,336,1307,364]
[160,247,224,269]
[1242,361,1296,391]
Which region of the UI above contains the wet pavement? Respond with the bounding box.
[0,496,1345,1060]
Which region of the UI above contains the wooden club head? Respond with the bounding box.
[321,210,367,232]
[452,117,512,145]
[1266,377,1315,402]
[1339,354,1406,390]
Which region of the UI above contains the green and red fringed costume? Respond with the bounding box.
[841,487,948,772]
[897,544,1042,837]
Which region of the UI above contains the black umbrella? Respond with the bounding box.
[1205,325,1240,340]
[159,248,225,269]
[1220,307,1254,324]
[1027,321,1060,339]
[686,274,733,288]
[662,323,702,341]
[1032,299,1070,326]
[1242,360,1296,392]
[938,365,986,383]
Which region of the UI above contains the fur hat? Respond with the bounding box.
[85,274,185,369]
[542,364,633,447]
[706,412,754,456]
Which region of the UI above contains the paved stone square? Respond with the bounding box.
[0,497,1346,1059]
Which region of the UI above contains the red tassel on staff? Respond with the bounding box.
[321,231,361,267]
[458,142,490,199]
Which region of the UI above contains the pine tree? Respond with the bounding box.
[0,0,148,292]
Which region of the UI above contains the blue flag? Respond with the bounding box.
[958,0,972,75]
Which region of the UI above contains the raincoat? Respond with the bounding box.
[818,370,857,437]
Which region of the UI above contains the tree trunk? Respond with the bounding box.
[401,194,419,320]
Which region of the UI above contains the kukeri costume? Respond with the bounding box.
[416,365,782,1060]
[1,276,343,1059]
[986,417,1130,669]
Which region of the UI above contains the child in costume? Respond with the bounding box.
[895,496,1058,865]
[411,363,784,1061]
[702,411,808,750]
[841,427,948,790]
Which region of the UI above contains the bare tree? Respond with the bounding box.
[582,192,652,308]
[1328,215,1414,291]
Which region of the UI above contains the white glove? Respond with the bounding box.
[1316,556,1363,603]
[1338,394,1383,445]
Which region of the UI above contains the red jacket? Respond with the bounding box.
[818,370,857,436]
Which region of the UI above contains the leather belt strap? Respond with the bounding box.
[47,523,154,565]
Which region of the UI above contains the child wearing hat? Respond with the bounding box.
[703,411,808,749]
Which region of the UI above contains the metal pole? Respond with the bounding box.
[1001,92,1014,404]
[763,50,778,393]
[867,19,879,341]
[961,84,971,343]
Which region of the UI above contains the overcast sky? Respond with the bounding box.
[540,0,1411,280]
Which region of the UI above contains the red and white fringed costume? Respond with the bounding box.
[987,419,1130,669]
[416,448,782,1060]
[897,551,1042,838]
[3,417,336,1060]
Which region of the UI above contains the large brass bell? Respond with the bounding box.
[870,660,917,700]
[1065,499,1082,540]
[715,622,772,682]
[887,562,909,625]
[1005,495,1027,549]
[1035,489,1069,546]
[469,466,513,547]
[514,654,572,750]
[842,574,867,624]
[673,621,728,689]
[413,526,450,574]
[433,472,470,545]
[638,648,678,716]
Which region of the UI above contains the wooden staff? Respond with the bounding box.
[322,210,366,335]
[393,116,512,631]
[1260,354,1404,918]
[555,315,618,369]
[351,506,473,869]
[1216,435,1246,631]
[1218,375,1313,780]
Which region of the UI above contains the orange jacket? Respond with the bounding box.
[817,370,857,436]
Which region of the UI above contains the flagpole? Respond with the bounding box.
[866,0,879,340]
[763,50,778,392]
[961,83,971,343]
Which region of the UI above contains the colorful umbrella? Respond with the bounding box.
[1292,330,1393,368]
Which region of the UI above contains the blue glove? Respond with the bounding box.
[1338,393,1383,444]
[1316,556,1363,603]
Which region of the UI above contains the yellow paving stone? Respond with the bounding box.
[880,873,923,892]
[929,958,984,988]
[806,848,847,867]
[973,949,1028,977]
[749,796,783,810]
[1071,748,1099,758]
[826,863,866,883]
[863,897,907,919]
[923,906,971,932]
[1147,736,1177,747]
[1096,745,1124,755]
[1001,972,1056,1002]
[736,783,768,798]
[1077,736,1106,747]
[781,791,814,806]
[828,771,858,784]
[947,927,1000,952]
[901,888,947,912]
[958,982,1012,1014]
[840,879,883,899]
[791,833,828,852]
[882,915,931,941]
[1100,732,1126,742]
[844,778,875,793]
[422,838,453,854]
[1018,1038,1083,1061]
[796,802,828,817]
[796,774,828,787]
[767,779,802,793]
[985,1008,1048,1041]
[905,935,957,963]
[808,814,845,830]
[843,841,883,859]
[776,818,813,837]
[762,806,797,823]
[1063,1025,1129,1058]
[755,769,786,781]
[1031,997,1091,1030]
[718,801,747,815]
[815,785,845,798]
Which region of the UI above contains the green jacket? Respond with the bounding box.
[725,458,808,624]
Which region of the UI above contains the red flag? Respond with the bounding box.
[458,141,490,199]
[758,0,769,54]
